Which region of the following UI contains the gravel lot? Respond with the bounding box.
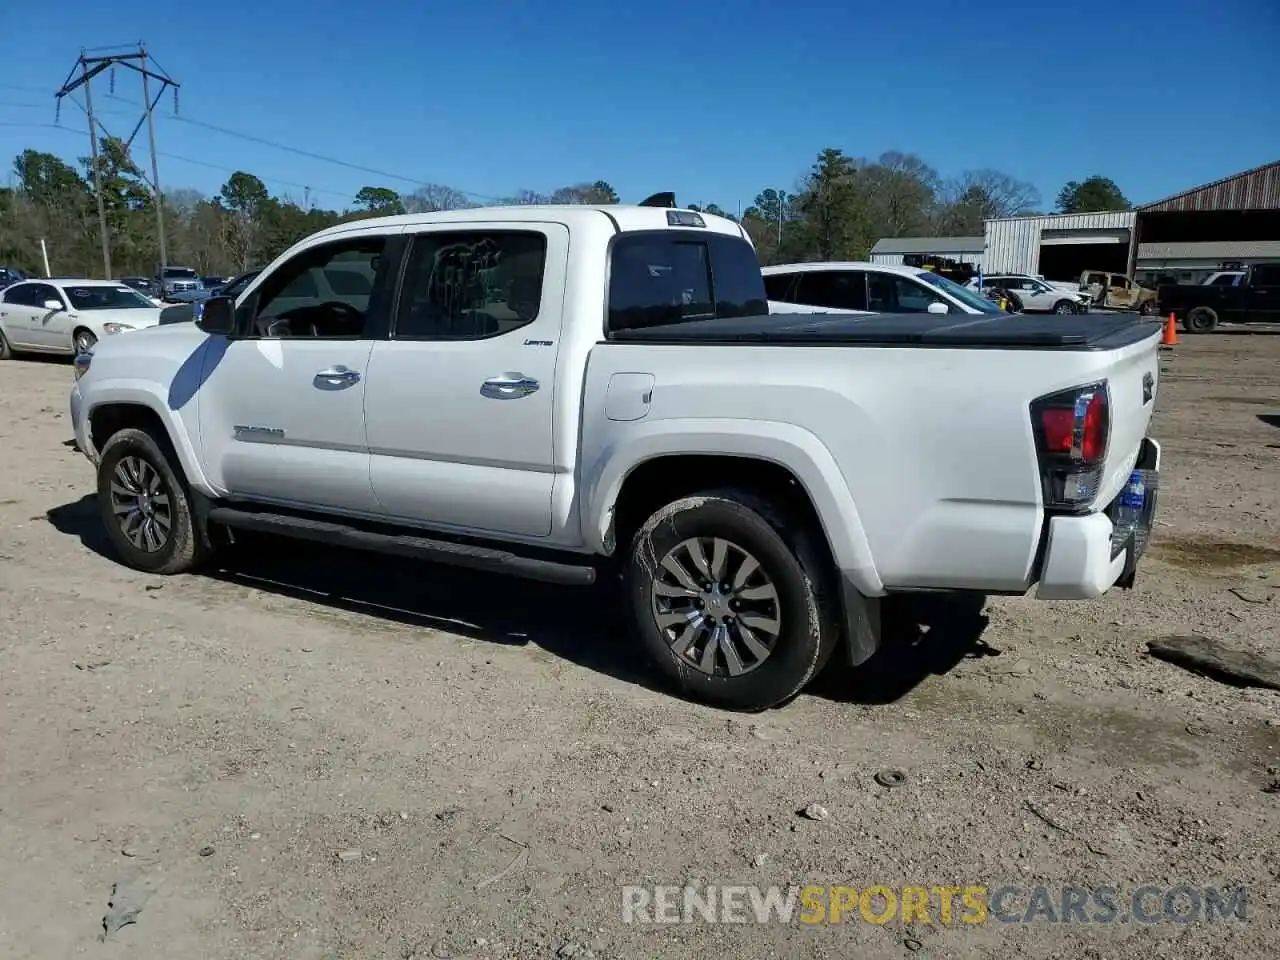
[1,330,1278,960]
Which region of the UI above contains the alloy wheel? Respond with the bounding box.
[108,455,172,553]
[649,536,783,677]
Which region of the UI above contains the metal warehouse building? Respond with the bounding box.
[982,160,1280,285]
[869,236,985,268]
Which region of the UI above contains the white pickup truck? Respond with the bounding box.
[69,201,1163,710]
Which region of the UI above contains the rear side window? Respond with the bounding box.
[607,232,767,331]
[793,271,868,310]
[763,273,797,301]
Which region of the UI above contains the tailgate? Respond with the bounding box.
[1094,327,1161,506]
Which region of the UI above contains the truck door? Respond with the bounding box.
[1107,275,1133,309]
[363,223,568,538]
[1245,264,1280,322]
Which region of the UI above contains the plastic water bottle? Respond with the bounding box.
[1113,470,1146,553]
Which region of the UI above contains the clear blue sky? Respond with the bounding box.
[1,0,1277,213]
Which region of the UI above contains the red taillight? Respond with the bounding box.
[1080,390,1107,462]
[1031,383,1110,511]
[1040,408,1074,454]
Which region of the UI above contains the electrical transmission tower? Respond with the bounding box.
[55,44,179,279]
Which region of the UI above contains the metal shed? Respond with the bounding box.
[983,212,1137,279]
[868,236,985,267]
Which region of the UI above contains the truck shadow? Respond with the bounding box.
[46,494,994,707]
[808,592,998,705]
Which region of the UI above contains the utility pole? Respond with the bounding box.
[56,43,179,281]
[139,47,168,272]
[78,61,112,278]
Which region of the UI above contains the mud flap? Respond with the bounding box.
[841,580,882,666]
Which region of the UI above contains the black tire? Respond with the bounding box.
[1138,300,1157,317]
[0,325,11,360]
[1184,307,1218,333]
[1053,299,1076,315]
[74,328,97,354]
[97,427,209,575]
[624,489,840,711]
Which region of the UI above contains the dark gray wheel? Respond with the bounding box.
[1184,307,1218,333]
[0,325,11,360]
[625,489,840,710]
[1053,299,1076,315]
[1139,300,1158,317]
[74,328,97,354]
[97,427,209,574]
[649,535,783,678]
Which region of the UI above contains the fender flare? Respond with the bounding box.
[84,380,216,496]
[583,417,884,597]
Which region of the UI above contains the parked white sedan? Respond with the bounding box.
[0,279,162,358]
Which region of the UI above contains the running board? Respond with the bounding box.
[206,506,597,586]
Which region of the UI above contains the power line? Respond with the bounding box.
[0,119,353,202]
[103,92,503,201]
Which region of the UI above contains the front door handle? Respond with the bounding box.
[481,374,540,399]
[314,366,361,388]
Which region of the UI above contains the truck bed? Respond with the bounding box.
[608,311,1163,351]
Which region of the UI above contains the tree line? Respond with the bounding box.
[0,135,1132,279]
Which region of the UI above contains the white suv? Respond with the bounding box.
[966,274,1091,314]
[763,262,1004,316]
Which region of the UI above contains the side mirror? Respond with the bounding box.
[43,299,64,311]
[927,300,949,315]
[196,295,237,336]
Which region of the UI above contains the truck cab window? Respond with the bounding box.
[608,235,713,331]
[394,231,548,340]
[248,237,388,339]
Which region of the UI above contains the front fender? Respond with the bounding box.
[83,379,215,495]
[582,417,884,597]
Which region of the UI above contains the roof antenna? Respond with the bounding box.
[639,192,676,208]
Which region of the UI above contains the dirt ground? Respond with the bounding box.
[1,329,1278,960]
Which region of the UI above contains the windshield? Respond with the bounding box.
[917,271,1002,314]
[65,286,157,310]
[163,268,199,279]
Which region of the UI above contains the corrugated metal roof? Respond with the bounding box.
[985,212,1137,230]
[1137,160,1280,213]
[1137,240,1280,260]
[869,236,984,255]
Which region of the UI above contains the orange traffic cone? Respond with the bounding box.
[1160,313,1177,349]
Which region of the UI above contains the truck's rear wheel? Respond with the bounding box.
[1184,307,1218,333]
[624,489,839,711]
[97,427,209,575]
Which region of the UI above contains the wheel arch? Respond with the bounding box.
[585,420,883,598]
[85,386,213,494]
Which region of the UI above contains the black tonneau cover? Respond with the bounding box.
[608,311,1164,351]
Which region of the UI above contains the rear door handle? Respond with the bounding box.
[314,366,361,387]
[481,374,540,399]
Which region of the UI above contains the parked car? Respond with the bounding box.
[201,276,227,290]
[1080,271,1158,315]
[0,279,162,357]
[0,266,29,290]
[763,262,1012,315]
[69,202,1162,710]
[965,274,1091,314]
[155,265,203,299]
[159,270,261,324]
[1157,262,1280,332]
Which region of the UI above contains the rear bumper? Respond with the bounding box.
[1036,437,1161,600]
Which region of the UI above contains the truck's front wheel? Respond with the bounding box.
[97,427,209,575]
[625,490,839,710]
